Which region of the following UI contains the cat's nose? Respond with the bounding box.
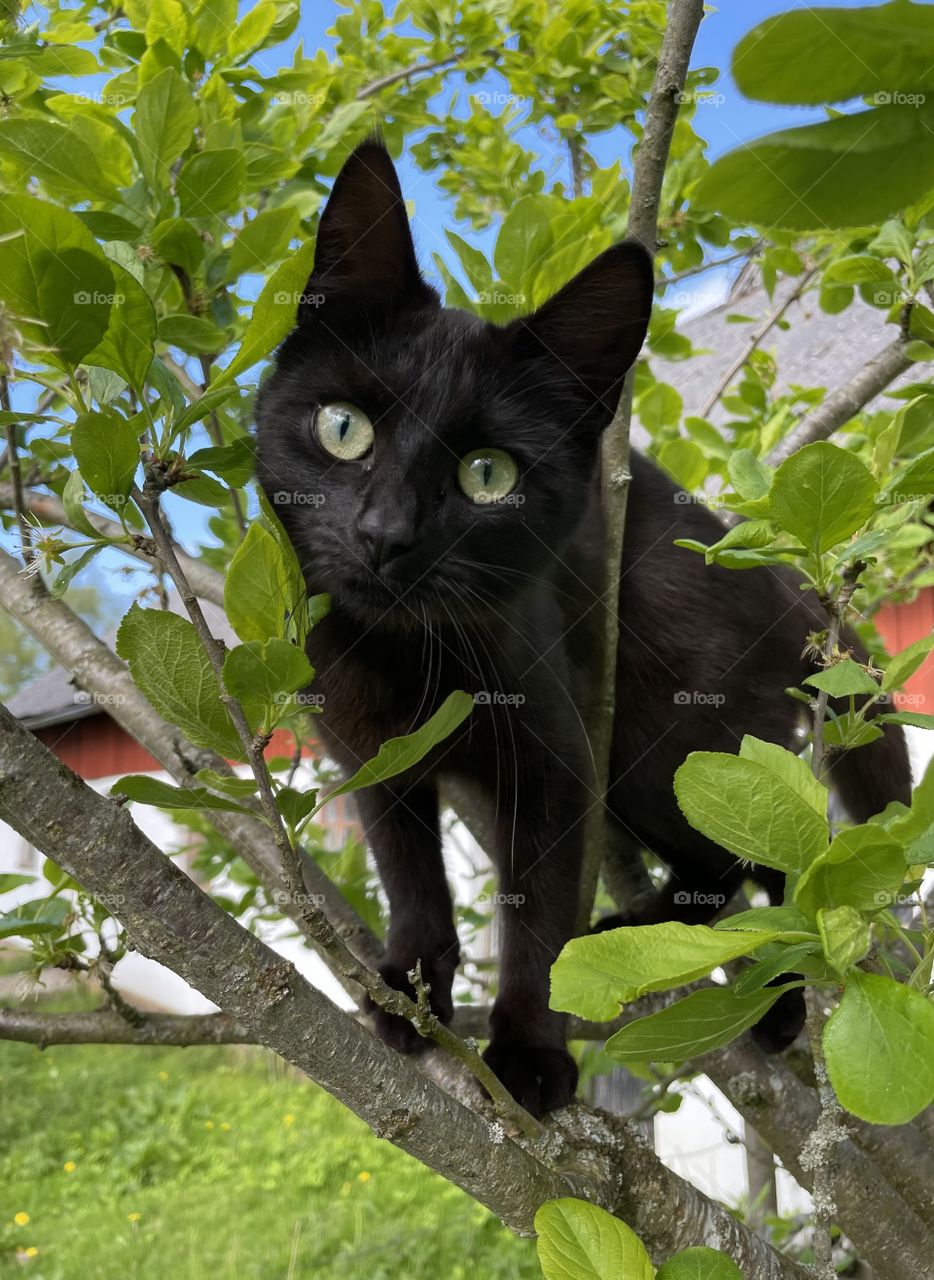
[358,511,416,572]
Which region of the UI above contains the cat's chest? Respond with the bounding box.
[305,608,568,775]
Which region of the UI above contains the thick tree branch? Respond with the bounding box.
[0,988,698,1048]
[0,704,810,1278]
[0,548,379,972]
[702,1036,932,1280]
[579,0,705,927]
[767,336,913,466]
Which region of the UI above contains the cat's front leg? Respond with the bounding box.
[483,808,583,1117]
[354,783,459,1053]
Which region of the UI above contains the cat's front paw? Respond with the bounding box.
[367,951,457,1055]
[482,1036,578,1118]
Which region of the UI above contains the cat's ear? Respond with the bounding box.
[301,139,438,319]
[508,241,654,418]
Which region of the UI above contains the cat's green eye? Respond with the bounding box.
[458,448,519,504]
[314,401,374,460]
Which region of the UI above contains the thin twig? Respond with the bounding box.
[137,476,544,1138]
[577,0,705,929]
[1,372,35,568]
[698,263,820,420]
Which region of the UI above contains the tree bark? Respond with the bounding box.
[0,701,808,1277]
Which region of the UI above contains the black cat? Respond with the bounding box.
[256,141,911,1116]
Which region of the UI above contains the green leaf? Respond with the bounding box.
[876,710,934,729]
[159,313,229,355]
[224,522,294,644]
[607,984,795,1063]
[715,905,812,934]
[177,148,247,218]
[213,239,315,387]
[115,603,242,758]
[887,444,934,498]
[223,638,313,730]
[694,105,934,231]
[0,197,116,367]
[817,906,871,976]
[150,217,205,277]
[134,67,198,186]
[733,3,934,105]
[71,412,140,508]
[674,752,829,874]
[770,442,879,556]
[0,873,36,893]
[657,1248,742,1280]
[728,448,772,500]
[51,545,104,599]
[62,468,104,539]
[111,774,255,816]
[187,437,256,487]
[0,117,123,202]
[804,658,881,698]
[276,785,318,828]
[322,691,473,807]
[445,228,493,296]
[0,912,66,940]
[83,264,157,393]
[824,972,934,1124]
[738,736,827,817]
[550,923,784,1022]
[194,769,258,799]
[794,824,906,919]
[493,198,553,292]
[228,206,300,280]
[535,1199,653,1280]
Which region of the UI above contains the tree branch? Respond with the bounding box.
[767,335,913,466]
[702,1035,932,1280]
[698,263,820,420]
[578,0,705,928]
[0,547,380,972]
[0,704,810,1278]
[0,484,226,605]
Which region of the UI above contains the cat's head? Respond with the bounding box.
[256,140,653,628]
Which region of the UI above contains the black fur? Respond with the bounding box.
[256,141,911,1115]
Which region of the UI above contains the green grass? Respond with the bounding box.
[0,1019,539,1279]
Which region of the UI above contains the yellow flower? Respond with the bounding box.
[357,1171,371,1183]
[283,1113,295,1127]
[204,1120,215,1129]
[220,1122,231,1131]
[24,1247,38,1258]
[127,1212,141,1223]
[158,1071,168,1081]
[14,1213,29,1226]
[63,1161,76,1174]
